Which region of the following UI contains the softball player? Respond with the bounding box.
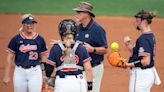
[73,2,108,92]
[46,19,93,92]
[3,14,48,92]
[124,10,157,92]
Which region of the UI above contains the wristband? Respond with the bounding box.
[93,47,96,53]
[87,81,93,90]
[134,61,142,67]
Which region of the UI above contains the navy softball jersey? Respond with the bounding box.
[129,32,156,68]
[47,42,92,76]
[7,33,48,67]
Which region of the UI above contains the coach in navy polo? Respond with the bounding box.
[73,2,108,92]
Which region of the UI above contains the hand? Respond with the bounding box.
[124,36,131,46]
[50,39,61,45]
[3,76,10,85]
[83,42,94,53]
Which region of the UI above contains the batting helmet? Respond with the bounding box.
[58,19,78,40]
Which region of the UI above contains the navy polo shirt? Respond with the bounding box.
[75,18,108,66]
[129,32,156,68]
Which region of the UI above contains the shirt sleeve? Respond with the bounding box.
[47,46,56,66]
[137,38,151,57]
[7,36,17,54]
[46,45,56,77]
[40,37,48,55]
[94,27,108,48]
[81,46,92,64]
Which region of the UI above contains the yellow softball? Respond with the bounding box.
[110,42,119,51]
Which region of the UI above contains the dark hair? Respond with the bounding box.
[134,9,156,24]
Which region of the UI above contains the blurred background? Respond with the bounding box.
[0,0,164,17]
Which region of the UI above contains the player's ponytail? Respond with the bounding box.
[149,11,157,19]
[147,10,157,24]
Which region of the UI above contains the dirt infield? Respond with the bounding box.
[0,14,164,92]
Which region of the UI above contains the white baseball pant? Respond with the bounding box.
[129,67,154,92]
[13,65,42,92]
[54,74,87,92]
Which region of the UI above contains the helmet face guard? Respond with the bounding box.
[58,19,78,40]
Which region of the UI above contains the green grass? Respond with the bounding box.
[0,0,163,17]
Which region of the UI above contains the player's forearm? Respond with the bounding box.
[4,66,10,77]
[85,67,93,91]
[85,69,93,82]
[126,56,150,67]
[4,54,14,77]
[84,62,93,82]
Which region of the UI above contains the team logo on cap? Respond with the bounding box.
[29,16,34,20]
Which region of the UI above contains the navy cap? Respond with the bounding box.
[22,16,37,24]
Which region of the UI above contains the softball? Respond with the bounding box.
[110,42,119,51]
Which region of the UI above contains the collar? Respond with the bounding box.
[142,31,153,34]
[20,32,38,39]
[80,18,94,31]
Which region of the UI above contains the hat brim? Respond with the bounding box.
[22,20,37,24]
[73,8,95,17]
